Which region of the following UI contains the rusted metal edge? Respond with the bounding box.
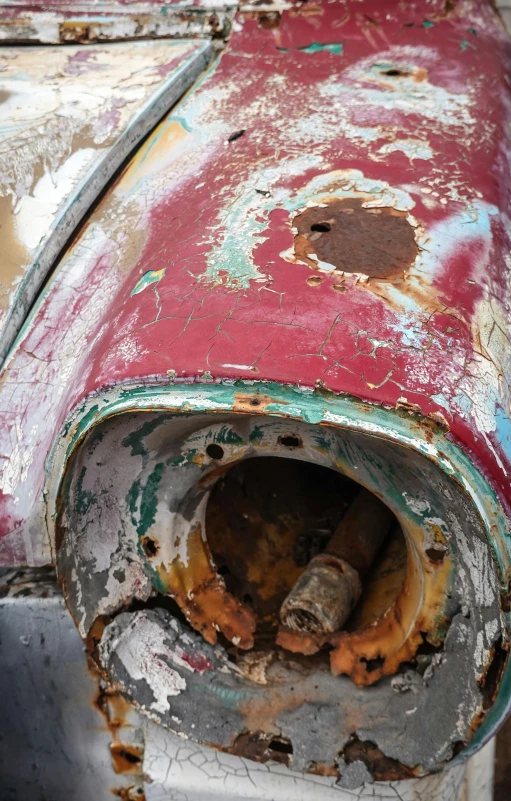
[43,378,511,762]
[0,8,234,45]
[0,40,214,368]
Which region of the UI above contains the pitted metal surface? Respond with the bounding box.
[56,407,507,780]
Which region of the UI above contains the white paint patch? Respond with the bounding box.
[403,492,431,516]
[378,139,434,162]
[15,148,97,250]
[101,611,187,714]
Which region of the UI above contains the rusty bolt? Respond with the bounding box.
[280,489,395,635]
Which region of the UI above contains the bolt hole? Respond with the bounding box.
[425,547,446,563]
[278,435,302,448]
[142,537,158,557]
[117,748,141,765]
[250,397,261,406]
[382,69,403,76]
[268,737,293,756]
[207,443,225,460]
[310,222,331,233]
[360,655,385,673]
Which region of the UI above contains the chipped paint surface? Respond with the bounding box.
[143,719,490,801]
[52,390,509,777]
[1,0,510,564]
[1,0,511,787]
[0,1,236,44]
[0,38,212,362]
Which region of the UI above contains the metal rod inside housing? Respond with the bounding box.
[279,489,395,635]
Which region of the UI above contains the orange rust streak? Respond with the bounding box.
[157,523,256,649]
[329,527,453,686]
[276,629,324,655]
[232,393,275,413]
[110,743,143,775]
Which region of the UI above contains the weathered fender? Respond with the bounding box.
[1,0,511,787]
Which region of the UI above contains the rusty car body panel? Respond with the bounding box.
[1,0,511,798]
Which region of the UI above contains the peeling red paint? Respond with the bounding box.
[0,0,511,572]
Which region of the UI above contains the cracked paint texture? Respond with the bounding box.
[0,0,510,581]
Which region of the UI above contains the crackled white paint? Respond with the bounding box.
[142,720,496,801]
[101,612,187,714]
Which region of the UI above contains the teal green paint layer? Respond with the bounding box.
[300,43,343,54]
[278,43,343,55]
[138,462,164,536]
[131,268,165,296]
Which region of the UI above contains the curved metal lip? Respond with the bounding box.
[45,378,511,763]
[0,39,213,367]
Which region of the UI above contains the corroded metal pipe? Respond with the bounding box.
[279,489,395,635]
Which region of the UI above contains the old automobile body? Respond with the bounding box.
[0,1,510,799]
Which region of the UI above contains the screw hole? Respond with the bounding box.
[360,655,385,673]
[142,537,158,557]
[425,547,446,563]
[278,435,302,448]
[310,222,331,233]
[268,737,293,756]
[207,443,225,460]
[250,397,261,406]
[382,69,402,76]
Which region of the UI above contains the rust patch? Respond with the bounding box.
[228,732,293,766]
[340,737,417,782]
[276,629,324,655]
[112,788,146,801]
[308,761,339,777]
[206,458,353,638]
[329,525,453,686]
[156,522,257,649]
[293,198,418,279]
[233,392,274,413]
[110,743,143,775]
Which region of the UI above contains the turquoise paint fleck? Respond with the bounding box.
[123,417,167,458]
[496,406,511,466]
[75,466,96,517]
[278,43,343,55]
[137,462,165,536]
[215,425,244,445]
[126,478,142,528]
[300,43,343,55]
[131,269,165,296]
[423,19,434,28]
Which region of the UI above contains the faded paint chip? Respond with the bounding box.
[131,269,166,296]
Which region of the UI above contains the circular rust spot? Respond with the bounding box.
[293,198,418,280]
